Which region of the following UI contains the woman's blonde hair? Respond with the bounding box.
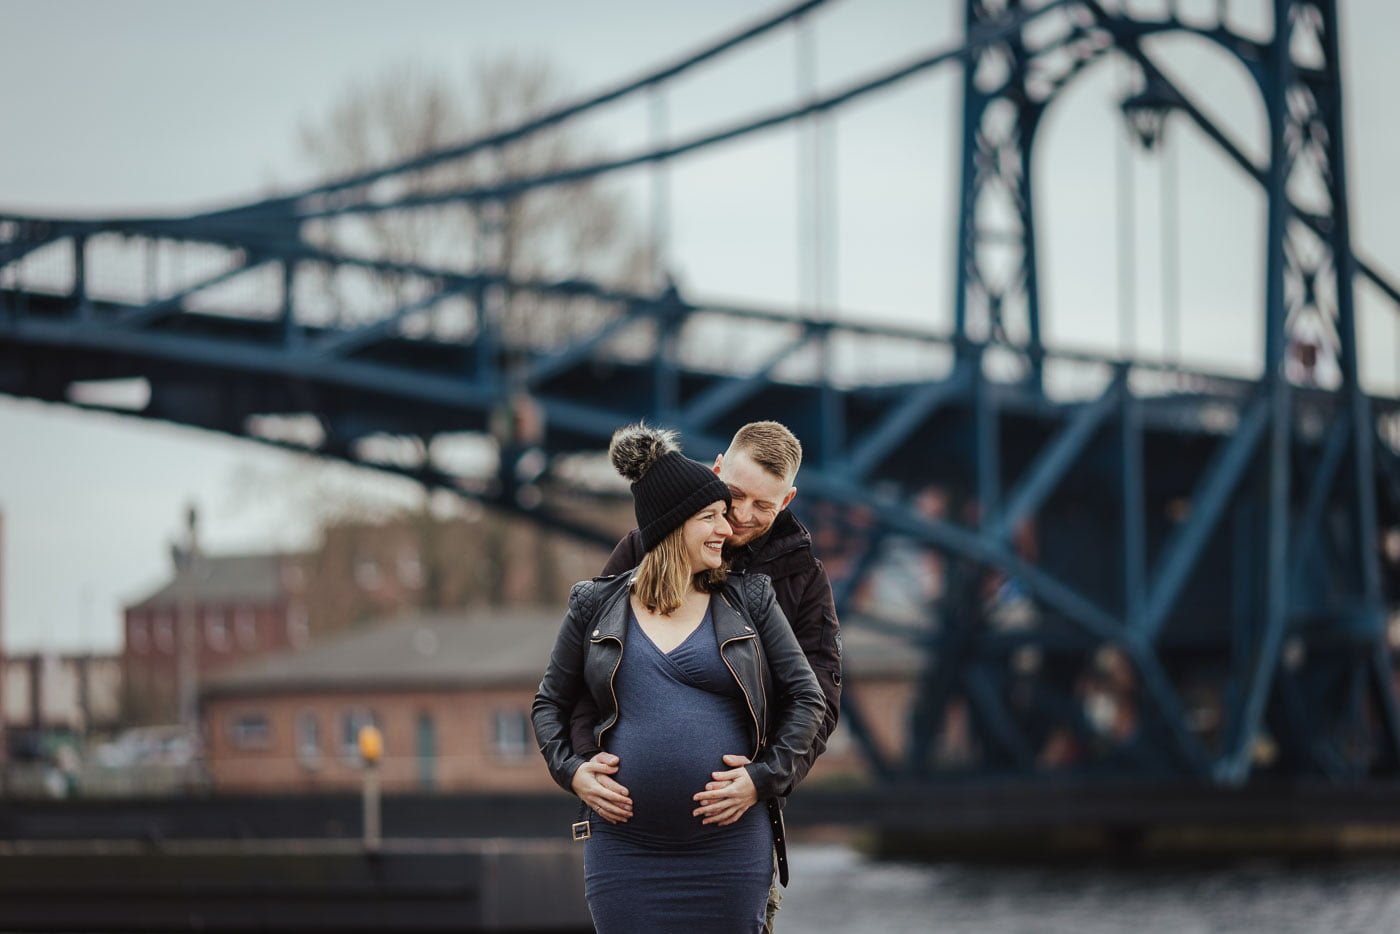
[634,520,728,615]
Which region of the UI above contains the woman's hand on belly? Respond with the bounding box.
[691,753,759,826]
[572,752,633,824]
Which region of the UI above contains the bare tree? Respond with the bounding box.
[262,55,649,622]
[298,56,649,349]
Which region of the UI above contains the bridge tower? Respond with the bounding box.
[894,0,1399,783]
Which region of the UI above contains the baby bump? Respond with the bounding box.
[605,693,752,838]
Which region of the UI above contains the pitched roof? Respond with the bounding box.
[128,553,300,611]
[201,603,917,701]
[201,607,562,697]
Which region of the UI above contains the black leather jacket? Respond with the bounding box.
[532,570,825,804]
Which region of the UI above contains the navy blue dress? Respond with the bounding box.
[584,601,773,933]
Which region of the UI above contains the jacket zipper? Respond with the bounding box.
[590,635,624,747]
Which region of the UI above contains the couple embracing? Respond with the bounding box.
[533,421,843,933]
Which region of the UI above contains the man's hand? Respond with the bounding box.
[570,752,633,824]
[691,753,758,826]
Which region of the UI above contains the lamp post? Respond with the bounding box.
[358,724,383,853]
[170,506,201,776]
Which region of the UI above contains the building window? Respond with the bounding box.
[491,709,531,759]
[287,603,310,648]
[296,711,321,768]
[397,548,424,589]
[235,609,258,651]
[129,617,149,654]
[229,712,271,749]
[154,613,175,654]
[416,712,436,790]
[341,708,379,761]
[205,609,229,652]
[354,557,382,591]
[281,562,306,593]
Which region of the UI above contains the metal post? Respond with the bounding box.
[359,724,384,853]
[281,260,300,348]
[73,234,91,321]
[174,507,201,761]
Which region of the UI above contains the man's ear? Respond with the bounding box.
[781,487,797,510]
[712,453,724,477]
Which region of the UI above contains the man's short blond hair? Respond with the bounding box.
[729,421,802,485]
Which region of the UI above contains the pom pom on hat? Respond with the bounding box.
[608,424,679,483]
[607,423,732,552]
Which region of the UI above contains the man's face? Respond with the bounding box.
[714,449,796,548]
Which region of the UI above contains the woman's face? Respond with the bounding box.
[683,499,732,574]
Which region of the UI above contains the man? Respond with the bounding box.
[569,421,842,931]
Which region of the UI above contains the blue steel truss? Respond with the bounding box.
[2,0,1399,785]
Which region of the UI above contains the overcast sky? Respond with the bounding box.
[1,0,1397,653]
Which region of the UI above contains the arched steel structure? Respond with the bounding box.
[2,0,1399,785]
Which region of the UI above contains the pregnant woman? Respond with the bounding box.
[533,424,825,933]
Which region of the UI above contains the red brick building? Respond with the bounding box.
[199,608,563,793]
[122,553,311,725]
[198,604,919,794]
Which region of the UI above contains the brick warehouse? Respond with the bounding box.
[199,606,918,794]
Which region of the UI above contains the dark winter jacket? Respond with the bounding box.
[572,509,843,792]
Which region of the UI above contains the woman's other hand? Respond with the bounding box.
[691,753,758,826]
[571,752,633,824]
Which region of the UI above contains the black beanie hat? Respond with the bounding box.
[609,424,732,553]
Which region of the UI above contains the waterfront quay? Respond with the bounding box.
[7,782,1400,931]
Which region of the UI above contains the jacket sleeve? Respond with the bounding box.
[744,577,826,801]
[569,531,643,759]
[532,582,594,794]
[786,561,843,790]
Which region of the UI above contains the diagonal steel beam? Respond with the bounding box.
[964,665,1037,771]
[798,471,1212,774]
[310,283,468,358]
[113,257,269,331]
[520,301,660,387]
[0,234,65,270]
[843,369,970,481]
[838,688,896,781]
[991,373,1124,543]
[1287,408,1351,582]
[1139,392,1271,643]
[680,328,818,429]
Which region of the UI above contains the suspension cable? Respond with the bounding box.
[1161,117,1180,366]
[649,85,670,292]
[798,13,820,316]
[1116,57,1137,359]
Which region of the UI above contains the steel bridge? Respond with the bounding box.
[3,0,1399,787]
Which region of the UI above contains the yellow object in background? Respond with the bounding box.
[357,725,383,766]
